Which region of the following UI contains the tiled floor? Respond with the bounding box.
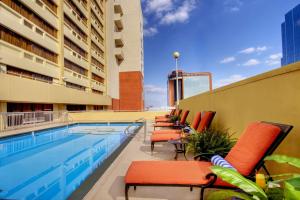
[84,121,212,200]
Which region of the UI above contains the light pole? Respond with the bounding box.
[173,51,180,107]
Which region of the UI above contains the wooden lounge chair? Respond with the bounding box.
[153,110,189,130]
[155,109,182,123]
[125,121,293,200]
[155,109,176,119]
[151,111,216,151]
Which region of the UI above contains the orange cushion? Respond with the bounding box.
[154,122,174,127]
[197,111,215,132]
[125,161,212,185]
[180,110,190,124]
[125,161,232,187]
[151,133,181,142]
[152,129,182,134]
[225,122,281,176]
[191,112,202,130]
[155,118,171,123]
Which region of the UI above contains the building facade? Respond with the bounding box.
[281,4,300,66]
[0,0,144,112]
[167,70,212,107]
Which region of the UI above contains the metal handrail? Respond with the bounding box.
[124,118,146,138]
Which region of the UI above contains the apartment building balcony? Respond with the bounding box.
[92,50,105,65]
[0,41,60,79]
[63,2,88,35]
[91,18,104,38]
[114,48,124,62]
[91,0,104,23]
[64,23,88,50]
[64,46,89,70]
[91,64,105,78]
[114,13,123,30]
[70,0,87,18]
[64,68,89,88]
[91,80,105,93]
[114,32,124,47]
[19,0,59,29]
[114,0,123,14]
[91,33,104,51]
[0,3,59,54]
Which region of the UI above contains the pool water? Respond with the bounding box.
[0,123,140,200]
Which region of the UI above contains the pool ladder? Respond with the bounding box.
[124,118,147,140]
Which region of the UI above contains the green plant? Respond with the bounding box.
[186,127,236,160]
[207,155,300,200]
[170,115,180,123]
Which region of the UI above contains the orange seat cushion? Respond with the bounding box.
[191,112,202,130]
[225,122,281,176]
[125,161,213,185]
[151,133,181,142]
[152,129,182,134]
[125,161,232,187]
[154,122,174,127]
[155,118,171,123]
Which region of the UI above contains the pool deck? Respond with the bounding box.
[83,121,212,200]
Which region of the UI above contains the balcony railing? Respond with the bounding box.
[0,111,69,132]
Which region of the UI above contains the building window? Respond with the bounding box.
[6,66,53,83]
[0,26,58,63]
[92,89,103,95]
[66,105,86,111]
[91,57,104,69]
[64,37,87,59]
[64,59,87,76]
[92,73,104,83]
[2,0,57,38]
[64,15,87,42]
[65,0,87,25]
[7,103,53,112]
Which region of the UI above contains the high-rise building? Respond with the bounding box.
[281,4,300,66]
[0,0,144,112]
[167,70,212,107]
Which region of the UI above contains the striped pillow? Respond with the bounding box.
[211,155,236,171]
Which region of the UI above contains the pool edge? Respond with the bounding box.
[67,124,144,200]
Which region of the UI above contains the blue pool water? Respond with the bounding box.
[0,123,140,200]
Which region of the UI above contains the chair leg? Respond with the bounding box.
[151,142,155,152]
[200,188,205,200]
[134,186,137,190]
[190,186,193,191]
[125,185,130,200]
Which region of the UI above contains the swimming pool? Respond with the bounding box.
[0,123,141,200]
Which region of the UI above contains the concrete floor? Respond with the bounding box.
[84,121,213,200]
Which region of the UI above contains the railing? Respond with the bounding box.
[124,118,147,140]
[0,111,69,132]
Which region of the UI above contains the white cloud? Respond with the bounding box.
[160,0,196,25]
[144,84,167,108]
[220,56,236,64]
[144,84,166,94]
[239,46,268,54]
[214,74,246,88]
[144,0,173,15]
[224,0,243,12]
[144,27,158,37]
[265,53,282,66]
[243,59,261,66]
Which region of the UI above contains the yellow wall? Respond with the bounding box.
[69,111,167,122]
[179,62,300,174]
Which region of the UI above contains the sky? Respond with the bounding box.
[142,0,299,108]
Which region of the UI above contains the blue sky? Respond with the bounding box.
[142,0,299,108]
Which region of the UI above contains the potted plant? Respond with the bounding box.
[186,127,236,160]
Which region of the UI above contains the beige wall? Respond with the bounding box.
[0,73,111,105]
[69,111,167,121]
[179,62,300,174]
[119,0,144,73]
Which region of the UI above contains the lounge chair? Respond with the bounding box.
[125,121,293,200]
[152,112,202,135]
[155,109,182,123]
[151,111,216,151]
[153,110,189,130]
[155,109,176,119]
